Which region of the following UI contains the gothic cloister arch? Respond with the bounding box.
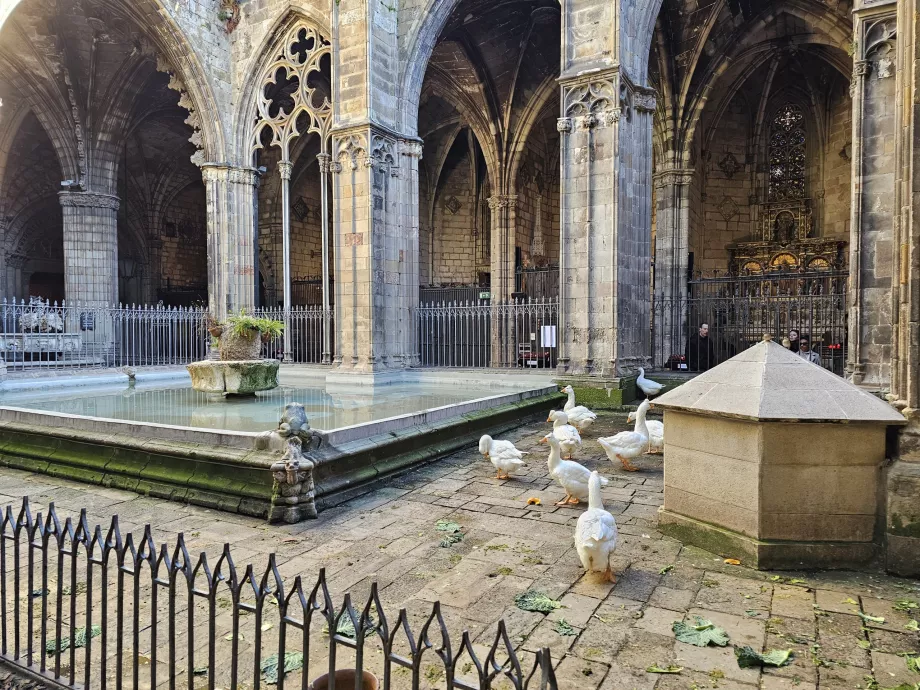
[231,8,332,162]
[0,0,218,305]
[0,0,226,162]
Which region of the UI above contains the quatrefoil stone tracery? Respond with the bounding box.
[251,23,332,160]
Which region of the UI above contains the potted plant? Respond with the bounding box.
[206,314,224,339]
[219,311,284,361]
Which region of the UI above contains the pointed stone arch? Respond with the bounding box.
[232,9,333,163]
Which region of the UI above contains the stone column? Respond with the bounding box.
[4,255,24,299]
[147,238,163,304]
[200,164,259,320]
[488,194,517,367]
[329,0,419,375]
[398,139,423,367]
[653,168,694,360]
[488,195,518,302]
[885,0,920,577]
[847,9,897,388]
[331,127,418,373]
[58,191,120,305]
[556,76,655,379]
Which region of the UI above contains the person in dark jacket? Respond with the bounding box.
[787,329,800,352]
[686,323,717,372]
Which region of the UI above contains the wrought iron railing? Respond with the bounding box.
[0,299,210,372]
[255,306,333,364]
[291,277,335,308]
[688,269,848,299]
[0,498,557,690]
[651,293,847,375]
[417,298,558,369]
[514,268,558,300]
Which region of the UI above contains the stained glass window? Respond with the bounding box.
[768,103,806,202]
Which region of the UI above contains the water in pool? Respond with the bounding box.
[0,377,533,432]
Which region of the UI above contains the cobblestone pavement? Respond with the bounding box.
[0,413,918,689]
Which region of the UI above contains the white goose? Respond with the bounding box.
[636,367,664,398]
[547,410,582,459]
[541,433,608,505]
[598,400,650,472]
[478,435,528,479]
[575,471,618,583]
[561,385,597,432]
[627,400,663,454]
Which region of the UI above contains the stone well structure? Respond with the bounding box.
[655,337,905,570]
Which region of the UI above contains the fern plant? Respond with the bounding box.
[225,311,285,340]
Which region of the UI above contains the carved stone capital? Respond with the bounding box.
[228,167,259,185]
[487,194,519,210]
[5,253,27,269]
[557,117,573,133]
[653,169,695,189]
[58,191,120,211]
[854,60,871,78]
[278,161,294,181]
[398,139,424,159]
[634,91,657,113]
[316,153,333,174]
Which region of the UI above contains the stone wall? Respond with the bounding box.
[431,140,478,285]
[823,87,853,240]
[699,98,753,274]
[160,183,208,292]
[515,129,561,270]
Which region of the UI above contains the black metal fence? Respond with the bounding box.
[514,269,558,300]
[256,306,333,364]
[291,278,335,308]
[0,498,557,690]
[417,299,559,369]
[651,292,847,375]
[0,299,210,372]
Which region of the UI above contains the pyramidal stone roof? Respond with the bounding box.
[653,338,906,423]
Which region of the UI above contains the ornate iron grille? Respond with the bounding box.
[0,498,557,690]
[768,103,806,202]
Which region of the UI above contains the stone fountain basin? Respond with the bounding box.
[188,360,280,395]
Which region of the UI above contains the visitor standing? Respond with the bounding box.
[788,329,800,352]
[686,323,717,372]
[797,334,822,366]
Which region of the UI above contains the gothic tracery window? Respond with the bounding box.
[768,103,806,202]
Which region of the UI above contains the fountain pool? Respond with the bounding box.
[0,368,562,521]
[0,369,548,434]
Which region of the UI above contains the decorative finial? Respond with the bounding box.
[762,333,774,342]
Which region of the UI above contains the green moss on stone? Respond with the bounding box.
[658,514,759,565]
[890,513,920,538]
[565,387,626,409]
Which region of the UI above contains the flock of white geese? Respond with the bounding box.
[476,370,666,583]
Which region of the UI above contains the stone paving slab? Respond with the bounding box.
[0,412,917,689]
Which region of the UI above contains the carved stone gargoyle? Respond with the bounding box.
[264,403,321,523]
[258,402,321,452]
[269,436,317,523]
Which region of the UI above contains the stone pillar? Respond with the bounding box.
[488,194,517,367]
[331,127,418,373]
[886,0,920,577]
[329,0,419,375]
[200,164,259,320]
[556,77,655,378]
[5,255,24,299]
[147,238,163,304]
[653,168,694,361]
[398,139,423,367]
[58,191,120,305]
[847,9,897,388]
[488,195,518,302]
